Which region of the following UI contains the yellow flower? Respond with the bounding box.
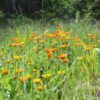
[85,44,96,50]
[33,69,40,74]
[39,40,45,43]
[42,73,52,79]
[57,70,65,75]
[26,74,32,79]
[87,33,92,37]
[97,40,100,43]
[65,37,71,40]
[19,42,25,47]
[5,59,11,64]
[33,78,41,84]
[15,68,23,73]
[0,50,3,55]
[13,55,21,60]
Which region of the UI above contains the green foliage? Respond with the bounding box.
[42,0,100,19]
[0,0,100,20]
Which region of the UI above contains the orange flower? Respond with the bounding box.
[58,54,68,59]
[45,48,52,53]
[12,38,19,43]
[51,48,58,52]
[2,70,9,75]
[61,44,68,49]
[45,48,57,53]
[62,59,69,63]
[74,37,80,42]
[10,43,19,47]
[38,86,44,91]
[47,53,53,58]
[31,33,36,37]
[54,33,59,37]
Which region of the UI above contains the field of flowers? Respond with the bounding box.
[0,20,100,100]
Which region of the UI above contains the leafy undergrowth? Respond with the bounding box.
[0,20,100,100]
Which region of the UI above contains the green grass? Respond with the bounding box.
[0,18,100,100]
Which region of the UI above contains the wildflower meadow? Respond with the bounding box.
[0,19,100,100]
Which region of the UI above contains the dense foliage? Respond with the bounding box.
[0,0,100,19]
